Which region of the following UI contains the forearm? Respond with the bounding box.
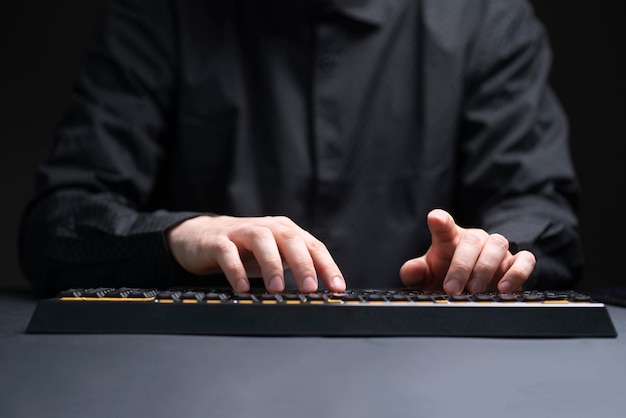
[19,188,204,294]
[482,194,583,290]
[18,0,184,294]
[460,2,583,289]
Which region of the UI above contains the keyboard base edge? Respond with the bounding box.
[26,299,618,338]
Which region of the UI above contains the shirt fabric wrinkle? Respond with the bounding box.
[19,0,583,293]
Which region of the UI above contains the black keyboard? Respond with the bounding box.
[26,288,618,338]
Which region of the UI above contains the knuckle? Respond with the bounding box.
[291,258,313,273]
[451,260,474,276]
[507,256,536,279]
[210,237,235,254]
[222,261,244,273]
[307,239,329,254]
[268,215,295,226]
[506,265,527,280]
[472,260,492,276]
[247,226,274,241]
[275,226,302,242]
[519,250,537,264]
[489,233,509,250]
[461,229,487,245]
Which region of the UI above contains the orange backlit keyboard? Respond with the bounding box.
[26,288,618,337]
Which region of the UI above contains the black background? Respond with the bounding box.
[0,1,623,292]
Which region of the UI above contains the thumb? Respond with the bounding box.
[427,208,458,249]
[399,209,461,290]
[400,209,456,289]
[399,257,429,288]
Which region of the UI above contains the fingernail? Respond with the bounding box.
[445,279,462,295]
[269,276,283,293]
[235,279,249,293]
[467,279,483,294]
[499,281,513,294]
[332,276,346,291]
[301,276,317,293]
[433,210,446,221]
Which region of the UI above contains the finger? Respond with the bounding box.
[273,229,318,293]
[424,209,458,277]
[399,257,430,289]
[307,238,346,292]
[240,227,286,293]
[427,209,458,248]
[443,229,488,294]
[465,233,509,294]
[271,217,345,292]
[497,250,536,293]
[211,237,250,293]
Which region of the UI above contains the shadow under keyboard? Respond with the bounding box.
[26,288,618,338]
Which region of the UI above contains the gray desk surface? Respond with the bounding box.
[1,291,625,418]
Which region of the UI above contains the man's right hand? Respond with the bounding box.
[165,215,346,294]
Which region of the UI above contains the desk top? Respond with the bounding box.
[2,291,626,418]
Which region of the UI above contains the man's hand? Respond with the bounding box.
[166,215,346,293]
[399,209,536,294]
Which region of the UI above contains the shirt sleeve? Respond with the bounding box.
[19,0,205,294]
[458,0,583,290]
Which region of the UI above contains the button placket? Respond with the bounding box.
[311,19,345,235]
[312,20,344,181]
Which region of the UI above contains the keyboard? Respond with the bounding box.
[26,288,618,338]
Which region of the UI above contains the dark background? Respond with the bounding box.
[0,1,623,292]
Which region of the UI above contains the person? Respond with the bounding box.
[18,0,583,297]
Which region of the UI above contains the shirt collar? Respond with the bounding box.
[262,0,396,27]
[332,0,396,26]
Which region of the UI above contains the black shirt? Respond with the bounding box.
[19,0,583,293]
